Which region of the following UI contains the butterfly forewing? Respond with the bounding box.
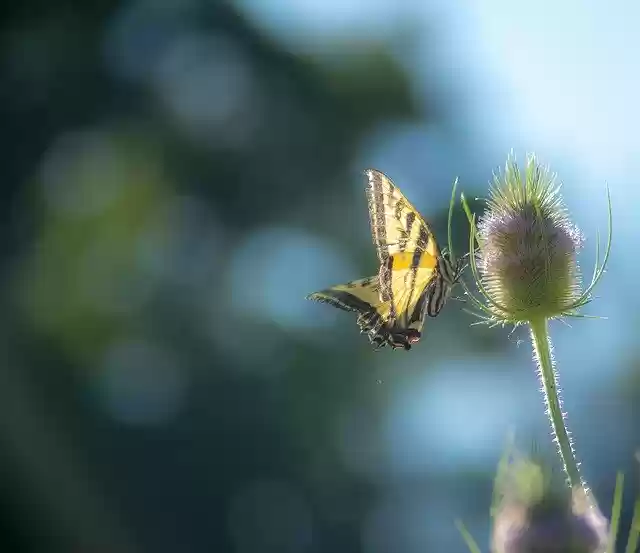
[365,169,440,263]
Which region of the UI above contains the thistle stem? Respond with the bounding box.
[529,317,582,490]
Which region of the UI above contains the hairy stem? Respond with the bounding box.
[529,317,582,489]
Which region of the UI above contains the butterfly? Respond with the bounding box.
[306,169,464,350]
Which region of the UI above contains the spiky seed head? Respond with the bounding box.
[477,154,584,323]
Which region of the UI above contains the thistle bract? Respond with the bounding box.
[477,155,583,323]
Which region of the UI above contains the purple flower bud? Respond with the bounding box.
[493,493,608,553]
[492,456,608,553]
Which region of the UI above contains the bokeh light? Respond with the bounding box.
[98,339,188,426]
[227,479,313,553]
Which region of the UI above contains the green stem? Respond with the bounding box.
[529,317,582,490]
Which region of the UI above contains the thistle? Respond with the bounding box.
[460,153,612,492]
[456,443,640,553]
[490,449,608,553]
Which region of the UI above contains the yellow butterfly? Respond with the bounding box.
[307,169,464,350]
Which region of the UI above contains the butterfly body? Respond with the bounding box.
[307,169,463,350]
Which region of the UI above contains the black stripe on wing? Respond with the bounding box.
[306,290,374,315]
[426,274,447,317]
[307,289,421,351]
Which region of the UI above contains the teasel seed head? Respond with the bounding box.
[478,155,584,322]
[460,152,611,326]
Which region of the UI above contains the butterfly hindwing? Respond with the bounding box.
[306,277,422,350]
[306,277,383,315]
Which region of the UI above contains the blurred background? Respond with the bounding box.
[0,0,638,551]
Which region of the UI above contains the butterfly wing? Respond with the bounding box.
[365,169,440,263]
[306,277,422,350]
[365,169,444,337]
